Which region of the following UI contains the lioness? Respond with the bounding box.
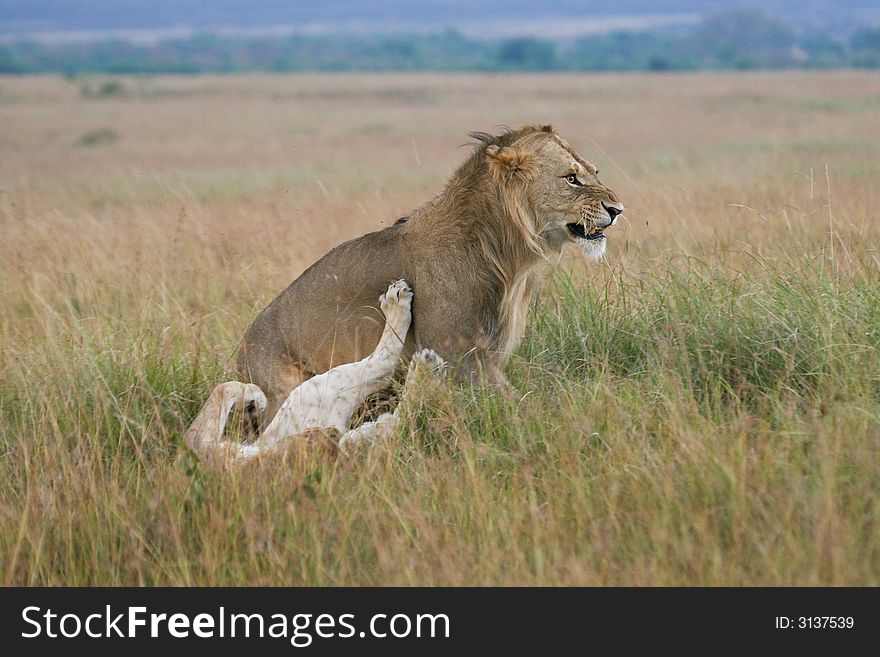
[238,124,623,417]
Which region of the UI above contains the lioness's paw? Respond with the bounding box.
[404,349,447,388]
[411,348,446,374]
[379,279,413,313]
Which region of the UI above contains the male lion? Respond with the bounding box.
[237,124,623,419]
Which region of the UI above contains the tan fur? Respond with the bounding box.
[498,265,538,359]
[237,125,623,416]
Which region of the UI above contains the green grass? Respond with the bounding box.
[2,252,878,585]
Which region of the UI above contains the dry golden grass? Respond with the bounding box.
[1,72,879,585]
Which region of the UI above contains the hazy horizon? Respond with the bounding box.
[2,0,879,42]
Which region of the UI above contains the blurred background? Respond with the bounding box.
[2,0,880,73]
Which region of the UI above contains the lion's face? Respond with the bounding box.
[529,136,623,260]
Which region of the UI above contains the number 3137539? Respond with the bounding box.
[776,617,854,629]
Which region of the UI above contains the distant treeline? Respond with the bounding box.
[2,10,880,74]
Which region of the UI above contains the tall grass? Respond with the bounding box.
[2,252,877,585]
[1,72,879,585]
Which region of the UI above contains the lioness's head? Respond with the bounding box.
[473,125,624,260]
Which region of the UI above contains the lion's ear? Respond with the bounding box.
[485,145,535,185]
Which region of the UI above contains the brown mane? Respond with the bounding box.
[401,124,561,356]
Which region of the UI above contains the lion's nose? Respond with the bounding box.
[603,203,623,221]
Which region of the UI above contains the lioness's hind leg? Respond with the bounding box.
[339,412,400,451]
[339,348,447,452]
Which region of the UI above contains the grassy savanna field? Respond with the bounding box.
[1,72,879,585]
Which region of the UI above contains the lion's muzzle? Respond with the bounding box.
[598,202,624,229]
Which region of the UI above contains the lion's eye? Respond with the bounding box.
[564,173,581,185]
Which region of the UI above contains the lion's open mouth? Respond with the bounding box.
[567,223,605,241]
